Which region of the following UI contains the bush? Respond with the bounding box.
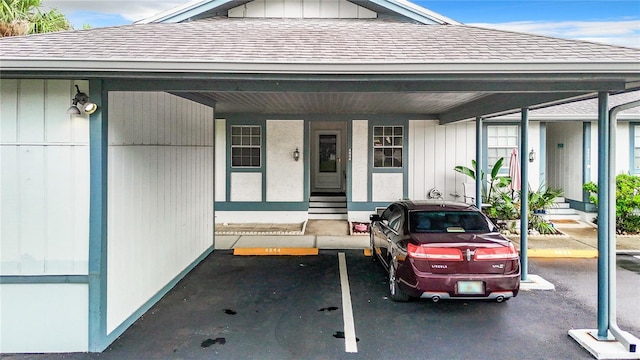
[583,174,640,234]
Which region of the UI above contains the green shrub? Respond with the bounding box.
[583,174,640,234]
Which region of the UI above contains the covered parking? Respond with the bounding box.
[1,3,639,355]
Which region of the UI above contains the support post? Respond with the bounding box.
[520,108,529,281]
[475,117,483,208]
[596,91,610,339]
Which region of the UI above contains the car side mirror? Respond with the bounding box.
[370,214,381,222]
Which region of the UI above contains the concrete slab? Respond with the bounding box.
[519,274,555,291]
[316,235,368,249]
[215,235,241,250]
[233,235,316,248]
[569,329,640,359]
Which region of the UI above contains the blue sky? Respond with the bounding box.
[42,0,640,48]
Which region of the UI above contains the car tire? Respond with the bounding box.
[369,232,376,262]
[389,264,409,302]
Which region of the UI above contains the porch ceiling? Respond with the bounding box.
[186,91,487,115]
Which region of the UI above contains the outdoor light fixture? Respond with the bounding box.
[66,85,98,115]
[529,148,536,163]
[293,147,300,161]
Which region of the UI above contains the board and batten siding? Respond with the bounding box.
[0,79,90,352]
[408,120,476,202]
[107,92,214,334]
[228,0,376,18]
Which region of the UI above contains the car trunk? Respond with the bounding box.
[408,233,518,275]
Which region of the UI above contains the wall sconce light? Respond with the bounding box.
[293,147,300,161]
[529,148,536,163]
[66,85,98,115]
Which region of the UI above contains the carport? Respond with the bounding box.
[1,4,639,356]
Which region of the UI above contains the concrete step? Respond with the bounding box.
[309,201,347,208]
[551,202,571,209]
[553,197,566,203]
[310,196,347,202]
[545,213,582,221]
[308,207,348,214]
[308,213,349,220]
[546,208,578,215]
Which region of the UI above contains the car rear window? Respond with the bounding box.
[409,211,491,233]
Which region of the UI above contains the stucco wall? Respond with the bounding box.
[351,120,368,202]
[0,79,90,352]
[107,91,214,334]
[267,120,304,201]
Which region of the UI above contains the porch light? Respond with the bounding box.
[529,148,536,163]
[66,85,98,115]
[293,147,300,161]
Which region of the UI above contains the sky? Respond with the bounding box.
[41,0,640,48]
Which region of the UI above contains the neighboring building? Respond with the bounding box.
[1,0,638,353]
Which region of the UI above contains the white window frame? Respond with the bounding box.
[231,125,262,168]
[373,125,403,168]
[487,125,519,173]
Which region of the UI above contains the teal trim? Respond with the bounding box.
[539,122,546,187]
[88,80,108,352]
[346,121,353,204]
[0,275,89,284]
[583,122,592,202]
[225,118,265,202]
[349,202,392,211]
[304,121,310,201]
[368,119,409,201]
[215,202,309,211]
[566,198,597,212]
[102,246,214,348]
[631,123,639,175]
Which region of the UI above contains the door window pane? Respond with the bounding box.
[319,134,337,172]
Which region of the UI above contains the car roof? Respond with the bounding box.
[395,200,478,212]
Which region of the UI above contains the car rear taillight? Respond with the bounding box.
[407,244,463,261]
[474,244,519,260]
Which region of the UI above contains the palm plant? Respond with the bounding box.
[454,157,511,202]
[1,0,71,36]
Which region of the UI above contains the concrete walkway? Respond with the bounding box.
[214,220,640,257]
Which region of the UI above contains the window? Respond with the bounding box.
[373,126,403,168]
[635,125,640,173]
[487,125,519,172]
[231,125,261,167]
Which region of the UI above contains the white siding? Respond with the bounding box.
[0,79,89,276]
[107,92,214,334]
[351,120,368,202]
[547,122,583,200]
[215,119,226,201]
[615,122,630,175]
[0,284,88,353]
[266,120,304,201]
[229,0,376,18]
[408,120,476,202]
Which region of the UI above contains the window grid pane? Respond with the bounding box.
[231,125,261,167]
[487,125,519,172]
[373,125,403,168]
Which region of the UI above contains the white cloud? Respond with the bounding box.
[42,0,183,22]
[469,20,640,48]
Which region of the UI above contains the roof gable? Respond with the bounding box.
[135,0,460,25]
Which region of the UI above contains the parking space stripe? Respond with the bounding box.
[338,252,358,353]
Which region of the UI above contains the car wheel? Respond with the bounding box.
[388,264,409,302]
[369,232,376,262]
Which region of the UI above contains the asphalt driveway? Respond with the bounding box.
[5,250,640,360]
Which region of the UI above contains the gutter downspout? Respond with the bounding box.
[607,99,640,353]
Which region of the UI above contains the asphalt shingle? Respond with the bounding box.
[1,17,639,63]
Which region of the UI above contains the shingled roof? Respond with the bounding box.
[1,17,639,73]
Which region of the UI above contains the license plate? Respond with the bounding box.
[457,281,484,295]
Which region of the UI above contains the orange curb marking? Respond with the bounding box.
[233,247,319,256]
[363,248,372,257]
[526,249,598,258]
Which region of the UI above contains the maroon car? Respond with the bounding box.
[369,200,520,302]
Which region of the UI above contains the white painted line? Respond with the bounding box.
[634,255,640,260]
[338,252,358,353]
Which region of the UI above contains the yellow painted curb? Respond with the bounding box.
[526,249,598,258]
[363,248,372,257]
[233,247,319,256]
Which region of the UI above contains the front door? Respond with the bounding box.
[310,122,346,193]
